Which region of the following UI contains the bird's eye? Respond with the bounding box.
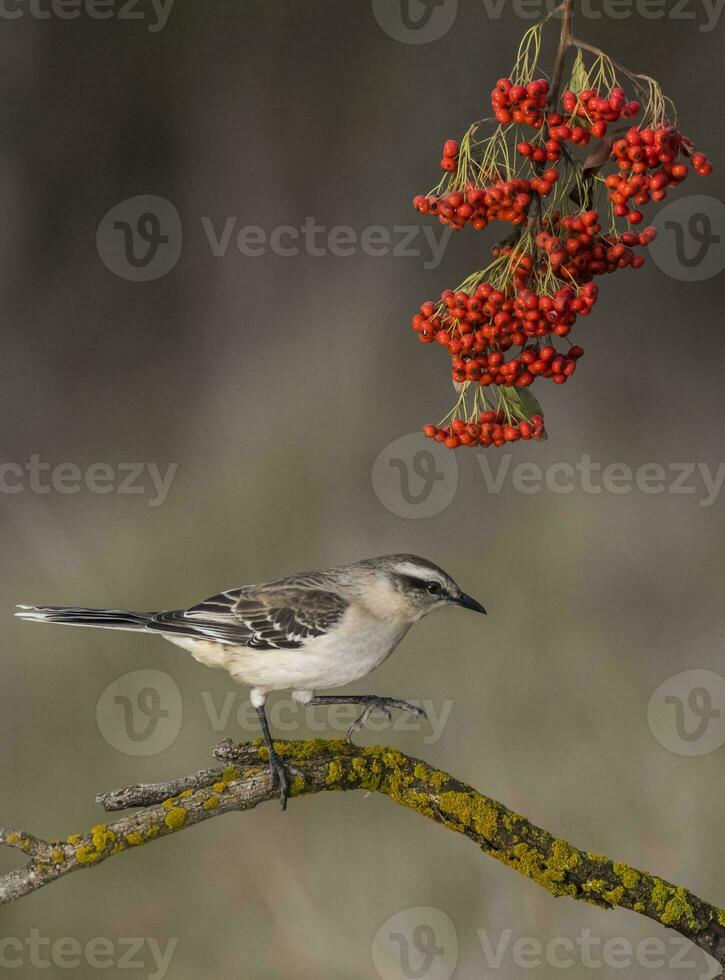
[426,581,442,596]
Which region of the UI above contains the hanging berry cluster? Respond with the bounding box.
[409,22,712,449]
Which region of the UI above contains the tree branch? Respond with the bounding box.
[549,0,574,108]
[1,739,724,973]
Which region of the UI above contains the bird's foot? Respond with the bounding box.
[267,748,296,811]
[347,697,428,745]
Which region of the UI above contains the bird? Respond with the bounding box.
[16,554,486,809]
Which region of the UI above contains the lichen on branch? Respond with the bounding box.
[1,739,724,974]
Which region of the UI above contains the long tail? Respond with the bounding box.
[15,605,156,632]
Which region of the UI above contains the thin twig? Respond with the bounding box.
[550,0,575,107]
[96,767,224,811]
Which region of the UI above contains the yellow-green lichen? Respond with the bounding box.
[366,749,435,816]
[651,880,670,911]
[412,763,447,794]
[657,885,698,929]
[350,757,369,779]
[613,863,641,890]
[51,848,65,863]
[76,845,103,865]
[281,738,336,762]
[326,759,346,786]
[648,880,701,930]
[402,790,434,813]
[437,791,500,841]
[354,755,383,790]
[495,839,580,899]
[202,794,220,811]
[603,886,626,907]
[429,771,447,793]
[126,832,144,847]
[549,840,581,873]
[289,775,305,796]
[164,807,188,831]
[91,825,116,851]
[324,752,385,792]
[74,824,118,865]
[582,876,628,909]
[503,811,524,833]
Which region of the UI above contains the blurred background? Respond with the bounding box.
[1,1,724,977]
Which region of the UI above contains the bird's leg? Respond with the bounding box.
[307,695,428,744]
[255,703,291,810]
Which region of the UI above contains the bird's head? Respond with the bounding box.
[357,555,486,624]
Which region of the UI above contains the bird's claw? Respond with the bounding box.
[347,697,428,744]
[267,751,297,811]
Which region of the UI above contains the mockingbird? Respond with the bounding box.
[17,554,485,808]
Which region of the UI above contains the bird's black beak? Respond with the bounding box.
[455,592,487,615]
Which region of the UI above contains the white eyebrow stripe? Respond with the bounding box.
[393,562,448,586]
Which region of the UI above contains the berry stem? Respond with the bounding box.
[568,37,673,126]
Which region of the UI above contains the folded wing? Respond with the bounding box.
[147,587,348,650]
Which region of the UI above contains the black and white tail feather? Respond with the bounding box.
[15,606,155,631]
